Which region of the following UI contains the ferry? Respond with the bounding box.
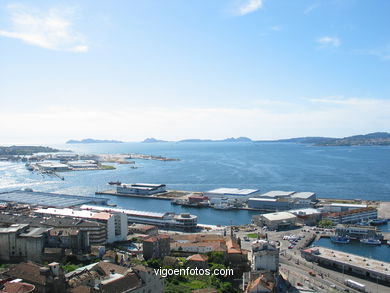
[360,238,381,245]
[330,235,350,244]
[369,218,388,226]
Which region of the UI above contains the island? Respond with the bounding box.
[66,138,124,144]
[0,146,62,156]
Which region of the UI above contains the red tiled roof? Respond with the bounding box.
[187,254,209,262]
[0,282,35,293]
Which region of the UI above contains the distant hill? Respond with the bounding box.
[272,137,335,144]
[0,146,63,156]
[142,138,170,143]
[66,138,123,144]
[178,137,252,143]
[315,132,390,146]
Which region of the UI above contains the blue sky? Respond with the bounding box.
[0,0,389,143]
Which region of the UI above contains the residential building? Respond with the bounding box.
[142,234,171,260]
[129,224,158,236]
[186,254,209,269]
[4,262,65,293]
[0,224,50,262]
[47,228,90,254]
[251,240,279,272]
[33,207,128,243]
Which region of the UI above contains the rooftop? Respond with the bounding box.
[0,190,108,208]
[260,191,295,198]
[288,208,321,215]
[307,246,390,277]
[34,207,113,221]
[262,212,297,221]
[291,192,316,199]
[207,188,260,196]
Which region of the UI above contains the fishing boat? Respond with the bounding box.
[330,236,350,244]
[369,219,388,226]
[360,238,381,245]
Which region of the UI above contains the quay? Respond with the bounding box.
[301,246,390,283]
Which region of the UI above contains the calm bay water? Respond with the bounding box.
[0,142,390,226]
[314,237,390,263]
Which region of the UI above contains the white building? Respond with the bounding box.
[251,240,279,272]
[206,188,260,204]
[117,183,166,195]
[322,203,367,213]
[33,208,128,243]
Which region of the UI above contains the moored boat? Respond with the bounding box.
[330,236,350,244]
[369,218,388,226]
[360,238,381,245]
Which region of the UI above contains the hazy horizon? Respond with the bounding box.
[1,0,389,144]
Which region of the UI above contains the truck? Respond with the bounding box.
[344,279,365,292]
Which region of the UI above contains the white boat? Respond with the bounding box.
[213,203,234,210]
[360,238,381,245]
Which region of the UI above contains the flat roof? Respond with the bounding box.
[288,208,321,215]
[207,188,260,196]
[248,198,277,202]
[262,212,297,221]
[80,205,166,219]
[309,246,390,277]
[328,203,367,208]
[34,207,113,221]
[291,192,315,199]
[0,190,109,208]
[260,191,295,198]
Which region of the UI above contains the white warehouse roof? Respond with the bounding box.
[260,191,295,198]
[207,188,260,196]
[291,192,316,199]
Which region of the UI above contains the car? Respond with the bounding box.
[296,282,303,287]
[288,245,294,249]
[309,271,316,277]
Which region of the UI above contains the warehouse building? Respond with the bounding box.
[252,212,297,230]
[117,183,167,195]
[0,190,108,208]
[288,208,322,225]
[206,188,261,204]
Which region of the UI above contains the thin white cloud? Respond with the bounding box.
[357,44,390,61]
[316,36,341,48]
[238,0,263,15]
[0,4,88,52]
[270,25,282,31]
[304,2,320,15]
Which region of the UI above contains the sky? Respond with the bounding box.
[0,0,390,144]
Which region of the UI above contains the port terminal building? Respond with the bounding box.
[116,183,167,195]
[206,188,261,204]
[335,224,383,240]
[0,190,108,208]
[80,205,198,232]
[302,246,390,283]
